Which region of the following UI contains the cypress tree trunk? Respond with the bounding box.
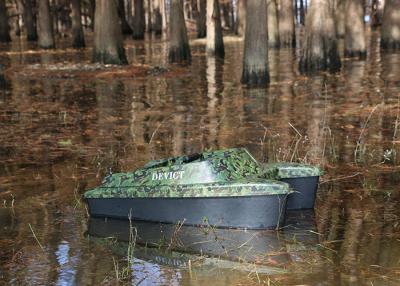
[71,0,85,48]
[118,0,133,34]
[279,0,295,47]
[0,0,11,42]
[168,0,191,63]
[196,0,206,38]
[133,0,145,39]
[221,2,231,29]
[241,0,269,86]
[147,0,152,32]
[38,0,55,49]
[153,0,162,35]
[344,0,366,59]
[299,0,305,25]
[92,0,127,65]
[267,0,279,48]
[206,0,224,57]
[381,0,400,50]
[89,0,95,30]
[299,0,341,74]
[24,0,38,41]
[235,0,245,36]
[370,0,381,28]
[335,0,345,38]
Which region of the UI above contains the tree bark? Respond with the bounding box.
[168,0,191,63]
[335,0,345,38]
[38,0,55,48]
[267,0,279,48]
[206,0,224,57]
[71,0,85,48]
[24,0,38,41]
[299,0,341,74]
[0,0,11,42]
[92,0,127,64]
[118,0,133,34]
[196,0,206,38]
[152,0,162,35]
[381,0,400,49]
[241,0,269,86]
[133,0,145,39]
[279,0,295,47]
[344,0,366,59]
[235,0,245,36]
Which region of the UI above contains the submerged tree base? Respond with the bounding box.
[299,53,341,74]
[344,49,367,59]
[241,68,270,87]
[92,49,128,65]
[168,45,191,64]
[381,40,400,50]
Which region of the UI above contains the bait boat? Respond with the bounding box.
[84,148,291,229]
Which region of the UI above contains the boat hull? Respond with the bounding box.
[282,176,319,210]
[86,195,288,229]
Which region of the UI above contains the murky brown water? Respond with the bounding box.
[1,31,400,285]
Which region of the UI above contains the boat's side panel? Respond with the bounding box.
[282,176,319,209]
[86,195,288,229]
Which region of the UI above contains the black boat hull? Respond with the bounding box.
[86,195,288,229]
[282,176,319,210]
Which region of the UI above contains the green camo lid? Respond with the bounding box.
[261,162,323,179]
[84,178,291,199]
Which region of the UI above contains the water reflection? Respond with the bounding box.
[0,32,400,285]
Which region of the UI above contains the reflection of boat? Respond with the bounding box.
[262,163,322,209]
[87,210,319,264]
[84,148,291,229]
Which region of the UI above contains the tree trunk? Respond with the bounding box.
[24,0,38,41]
[206,0,224,57]
[267,0,279,48]
[196,0,206,38]
[335,0,345,38]
[146,0,152,32]
[221,1,231,29]
[370,0,380,28]
[152,0,162,35]
[381,0,400,49]
[299,0,341,74]
[168,0,191,63]
[92,0,127,64]
[0,0,11,42]
[88,0,95,30]
[344,0,366,59]
[299,0,305,25]
[235,0,245,36]
[38,0,55,49]
[133,0,145,39]
[71,0,85,48]
[160,0,167,33]
[118,0,133,34]
[241,0,269,86]
[279,0,295,47]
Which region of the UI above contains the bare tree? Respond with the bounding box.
[168,0,191,63]
[381,0,400,49]
[344,0,366,58]
[92,0,127,64]
[279,0,295,47]
[38,0,55,48]
[299,0,341,74]
[267,0,279,48]
[197,0,206,38]
[206,0,224,57]
[241,0,269,86]
[0,0,11,42]
[133,0,145,39]
[71,0,85,48]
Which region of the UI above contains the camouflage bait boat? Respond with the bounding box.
[262,163,322,210]
[84,148,291,229]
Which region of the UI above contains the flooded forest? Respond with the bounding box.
[1,0,400,285]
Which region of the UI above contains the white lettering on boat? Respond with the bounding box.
[152,171,185,180]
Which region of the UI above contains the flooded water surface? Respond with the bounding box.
[1,33,400,285]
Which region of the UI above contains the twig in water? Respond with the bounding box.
[149,115,174,145]
[320,172,362,184]
[28,223,45,251]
